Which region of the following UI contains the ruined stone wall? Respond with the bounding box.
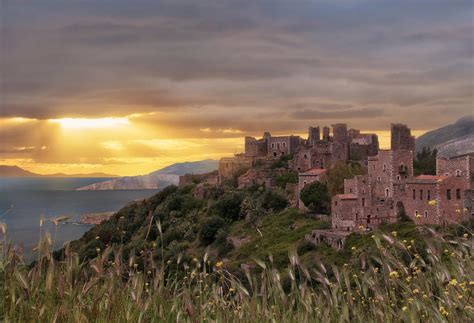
[267,135,301,157]
[218,156,254,181]
[244,136,267,157]
[179,170,219,187]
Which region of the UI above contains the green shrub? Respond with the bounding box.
[261,189,288,212]
[198,216,227,245]
[209,192,244,221]
[300,181,329,214]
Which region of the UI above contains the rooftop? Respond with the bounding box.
[300,168,328,176]
[335,193,358,200]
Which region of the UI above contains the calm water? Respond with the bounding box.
[0,178,160,261]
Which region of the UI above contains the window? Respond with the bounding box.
[456,189,461,200]
[349,188,353,193]
[362,198,366,207]
[385,188,389,197]
[413,189,416,200]
[277,143,280,149]
[455,170,461,177]
[396,175,401,181]
[373,165,376,170]
[415,210,419,217]
[271,143,275,148]
[282,142,286,148]
[383,164,386,171]
[424,211,428,218]
[362,189,366,194]
[427,190,431,200]
[377,176,381,182]
[447,189,451,200]
[303,181,307,187]
[335,202,338,206]
[304,154,308,159]
[419,189,423,200]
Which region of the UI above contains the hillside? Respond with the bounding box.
[416,116,474,156]
[0,165,40,177]
[77,159,218,190]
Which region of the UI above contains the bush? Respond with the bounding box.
[209,192,244,221]
[198,216,227,245]
[300,181,329,214]
[270,154,293,169]
[261,190,289,212]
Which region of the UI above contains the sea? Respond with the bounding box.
[0,177,160,262]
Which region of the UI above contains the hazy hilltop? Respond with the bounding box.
[416,116,474,157]
[77,159,219,191]
[0,165,117,178]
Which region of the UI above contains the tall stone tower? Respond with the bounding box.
[308,126,320,145]
[322,126,330,141]
[391,123,415,151]
[332,123,348,143]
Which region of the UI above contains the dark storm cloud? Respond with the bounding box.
[1,0,472,128]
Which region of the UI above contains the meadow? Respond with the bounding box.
[1,221,473,322]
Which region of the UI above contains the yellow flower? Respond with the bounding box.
[449,278,458,286]
[463,233,469,238]
[439,306,449,316]
[389,271,400,279]
[469,281,474,286]
[216,261,224,268]
[351,246,356,251]
[391,231,397,237]
[412,288,419,294]
[402,306,408,311]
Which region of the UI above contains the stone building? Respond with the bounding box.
[307,124,472,250]
[391,123,415,151]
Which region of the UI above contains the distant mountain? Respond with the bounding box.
[416,116,474,157]
[77,159,219,191]
[0,165,40,177]
[0,165,118,178]
[45,172,118,178]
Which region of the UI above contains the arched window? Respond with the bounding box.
[455,169,462,177]
[385,188,389,197]
[424,211,428,218]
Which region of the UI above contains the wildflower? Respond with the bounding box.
[95,236,100,240]
[449,278,458,286]
[389,271,399,279]
[147,270,152,275]
[192,257,198,263]
[469,281,474,286]
[391,231,397,237]
[216,261,224,268]
[374,267,379,273]
[412,288,419,294]
[351,246,356,251]
[439,306,449,316]
[402,306,408,311]
[463,233,468,238]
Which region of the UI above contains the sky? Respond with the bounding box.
[0,0,472,175]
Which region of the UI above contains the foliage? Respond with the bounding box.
[198,216,227,245]
[300,181,330,214]
[324,162,366,197]
[260,189,289,212]
[414,146,437,176]
[274,170,298,189]
[270,154,293,169]
[209,192,244,222]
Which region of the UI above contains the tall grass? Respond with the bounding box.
[1,223,473,322]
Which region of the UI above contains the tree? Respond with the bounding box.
[414,147,437,176]
[300,181,330,214]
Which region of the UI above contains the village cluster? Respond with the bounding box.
[180,123,473,249]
